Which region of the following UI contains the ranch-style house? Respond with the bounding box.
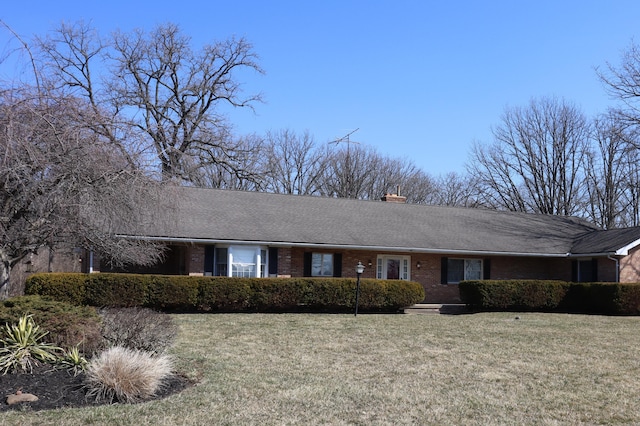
[88,186,640,304]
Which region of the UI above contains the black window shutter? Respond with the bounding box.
[483,258,491,280]
[303,252,312,277]
[441,257,448,284]
[571,260,578,282]
[268,248,278,276]
[591,258,598,282]
[333,253,342,277]
[204,246,214,275]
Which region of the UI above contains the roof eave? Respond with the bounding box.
[615,238,640,256]
[117,235,569,258]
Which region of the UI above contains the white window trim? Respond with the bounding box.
[218,245,267,278]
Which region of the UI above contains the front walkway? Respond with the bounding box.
[403,304,468,315]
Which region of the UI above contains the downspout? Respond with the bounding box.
[607,255,619,282]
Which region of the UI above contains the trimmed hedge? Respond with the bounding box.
[25,273,425,313]
[459,279,640,315]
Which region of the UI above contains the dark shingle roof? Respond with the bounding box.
[123,187,631,257]
[571,227,640,255]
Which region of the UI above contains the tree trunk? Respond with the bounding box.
[0,258,10,301]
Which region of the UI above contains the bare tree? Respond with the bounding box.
[184,133,265,190]
[36,21,263,183]
[426,172,480,207]
[0,88,165,299]
[598,41,640,129]
[316,140,442,203]
[583,113,636,228]
[399,170,439,205]
[320,143,377,199]
[596,41,640,227]
[468,97,591,216]
[360,155,436,203]
[620,149,640,227]
[261,129,328,195]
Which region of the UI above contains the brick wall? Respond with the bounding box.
[596,257,618,282]
[620,247,640,282]
[277,247,292,277]
[490,256,571,281]
[187,245,205,276]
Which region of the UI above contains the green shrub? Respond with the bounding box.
[146,276,199,311]
[249,278,305,311]
[461,280,640,315]
[197,278,252,311]
[460,280,569,311]
[85,274,148,307]
[26,273,425,313]
[25,273,87,305]
[383,280,426,309]
[0,295,102,354]
[302,278,353,309]
[85,346,173,403]
[358,279,388,309]
[615,283,640,315]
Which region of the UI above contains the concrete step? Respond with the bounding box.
[403,304,468,315]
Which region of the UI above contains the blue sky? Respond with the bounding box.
[2,1,639,175]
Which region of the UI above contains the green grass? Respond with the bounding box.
[2,312,640,425]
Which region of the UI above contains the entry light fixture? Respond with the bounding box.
[354,261,365,316]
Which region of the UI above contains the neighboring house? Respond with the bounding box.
[90,186,640,304]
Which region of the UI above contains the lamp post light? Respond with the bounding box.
[354,261,365,316]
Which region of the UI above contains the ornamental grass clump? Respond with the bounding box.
[0,314,61,373]
[85,346,173,403]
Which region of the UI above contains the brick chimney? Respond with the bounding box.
[381,193,407,203]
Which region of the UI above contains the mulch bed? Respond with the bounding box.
[0,364,191,412]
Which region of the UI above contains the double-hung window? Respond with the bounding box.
[303,252,342,277]
[312,253,334,277]
[446,258,482,284]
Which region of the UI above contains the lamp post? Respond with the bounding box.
[354,261,365,316]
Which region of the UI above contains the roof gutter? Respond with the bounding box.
[566,252,617,258]
[116,234,569,258]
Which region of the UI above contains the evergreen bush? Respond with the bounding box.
[26,273,425,313]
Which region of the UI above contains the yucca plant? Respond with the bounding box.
[0,314,61,374]
[59,345,88,376]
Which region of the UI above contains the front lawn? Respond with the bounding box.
[2,312,639,425]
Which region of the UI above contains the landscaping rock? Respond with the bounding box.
[7,392,39,405]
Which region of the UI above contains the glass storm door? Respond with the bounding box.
[377,256,410,280]
[386,258,400,279]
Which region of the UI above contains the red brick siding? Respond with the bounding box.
[277,247,293,277]
[595,257,618,282]
[490,257,571,281]
[620,247,640,282]
[135,244,629,304]
[187,245,205,275]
